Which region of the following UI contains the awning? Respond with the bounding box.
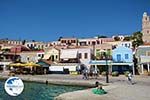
[112,62,133,66]
[89,60,133,66]
[89,60,112,65]
[60,49,78,59]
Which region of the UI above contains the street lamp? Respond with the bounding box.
[104,52,109,83]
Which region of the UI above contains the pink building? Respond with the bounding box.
[60,38,78,46]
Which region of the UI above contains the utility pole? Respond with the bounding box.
[104,52,109,83]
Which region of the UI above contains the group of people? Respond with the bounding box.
[81,65,134,85]
[82,67,99,80]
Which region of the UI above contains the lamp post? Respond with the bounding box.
[13,47,17,62]
[104,52,109,83]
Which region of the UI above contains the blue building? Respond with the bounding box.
[112,46,133,63]
[112,46,134,74]
[89,46,135,75]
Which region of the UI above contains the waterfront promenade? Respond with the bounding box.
[0,74,107,87]
[54,75,150,100]
[1,74,150,100]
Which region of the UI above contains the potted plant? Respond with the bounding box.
[147,72,150,76]
[101,71,106,76]
[124,71,130,77]
[112,71,119,77]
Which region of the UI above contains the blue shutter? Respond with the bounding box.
[116,54,121,62]
[125,54,129,59]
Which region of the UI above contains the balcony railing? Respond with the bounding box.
[0,59,13,62]
[95,56,112,60]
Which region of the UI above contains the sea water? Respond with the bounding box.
[0,80,86,100]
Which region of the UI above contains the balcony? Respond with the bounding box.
[95,56,112,60]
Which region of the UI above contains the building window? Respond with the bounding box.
[62,40,66,43]
[71,40,76,43]
[116,54,121,62]
[97,41,100,44]
[5,56,9,60]
[41,54,44,58]
[84,53,88,59]
[129,44,130,48]
[31,44,33,48]
[56,55,58,59]
[92,41,96,45]
[145,17,147,20]
[125,54,129,59]
[147,52,150,56]
[79,53,82,59]
[38,54,41,57]
[147,30,149,34]
[41,45,44,49]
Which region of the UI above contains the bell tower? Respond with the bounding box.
[142,12,150,43]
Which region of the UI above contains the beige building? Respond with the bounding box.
[43,48,60,61]
[142,12,150,43]
[135,45,150,74]
[94,43,112,60]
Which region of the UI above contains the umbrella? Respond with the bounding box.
[9,63,25,67]
[24,62,40,67]
[24,62,41,72]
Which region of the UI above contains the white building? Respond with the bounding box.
[60,48,93,68]
[19,51,44,63]
[118,41,132,48]
[78,38,114,46]
[25,41,51,49]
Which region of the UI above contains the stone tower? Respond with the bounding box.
[142,12,150,43]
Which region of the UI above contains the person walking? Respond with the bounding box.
[128,72,133,85]
[82,69,88,80]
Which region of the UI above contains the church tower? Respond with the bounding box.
[142,12,150,43]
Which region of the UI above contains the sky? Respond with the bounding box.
[0,0,150,42]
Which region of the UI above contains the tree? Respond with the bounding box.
[97,35,107,38]
[58,36,63,41]
[123,36,132,41]
[114,36,120,41]
[132,31,143,49]
[32,40,36,42]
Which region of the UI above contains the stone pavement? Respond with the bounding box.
[54,75,150,100]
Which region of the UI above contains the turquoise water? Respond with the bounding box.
[0,80,86,100]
